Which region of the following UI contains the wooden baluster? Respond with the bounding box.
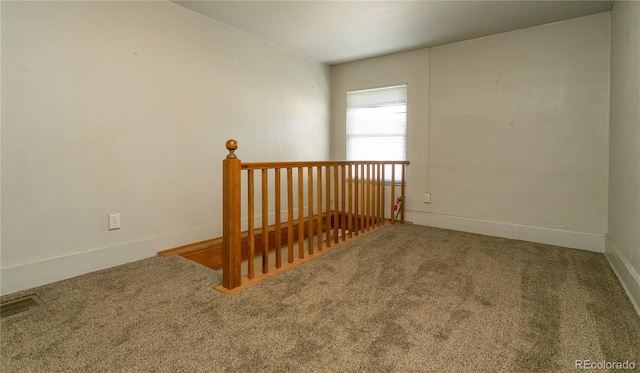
[275,168,282,268]
[247,169,255,279]
[372,164,376,228]
[347,164,353,238]
[401,163,406,224]
[316,166,323,251]
[287,168,294,263]
[353,163,359,235]
[325,165,331,247]
[359,164,365,233]
[333,165,339,244]
[376,164,380,227]
[363,164,367,231]
[341,164,346,241]
[391,164,396,224]
[376,163,382,227]
[298,167,304,258]
[366,164,372,231]
[381,164,386,225]
[222,140,241,290]
[371,164,375,228]
[307,167,314,255]
[373,164,378,228]
[262,169,269,273]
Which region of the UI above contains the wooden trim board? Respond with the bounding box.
[158,212,391,270]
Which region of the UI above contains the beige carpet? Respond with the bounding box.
[1,224,639,372]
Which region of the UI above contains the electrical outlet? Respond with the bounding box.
[423,192,431,204]
[108,213,121,230]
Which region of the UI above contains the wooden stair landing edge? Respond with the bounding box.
[158,215,322,270]
[158,213,401,270]
[213,224,396,295]
[159,214,410,294]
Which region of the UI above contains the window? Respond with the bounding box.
[346,84,407,181]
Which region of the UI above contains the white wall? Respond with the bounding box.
[606,1,640,313]
[331,13,610,251]
[1,1,330,295]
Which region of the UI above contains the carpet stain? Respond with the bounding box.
[515,246,568,372]
[358,300,414,372]
[433,309,473,342]
[478,296,493,307]
[572,253,640,365]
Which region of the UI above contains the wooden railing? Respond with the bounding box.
[218,139,409,293]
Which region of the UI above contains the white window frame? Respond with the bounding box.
[346,84,407,182]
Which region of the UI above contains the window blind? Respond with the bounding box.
[346,84,407,181]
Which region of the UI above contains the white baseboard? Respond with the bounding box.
[405,210,605,252]
[605,235,640,316]
[0,207,309,297]
[0,224,219,296]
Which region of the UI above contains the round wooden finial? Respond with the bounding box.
[226,139,238,159]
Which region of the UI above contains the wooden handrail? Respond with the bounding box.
[219,139,409,292]
[241,160,407,169]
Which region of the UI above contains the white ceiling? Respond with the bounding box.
[172,1,613,65]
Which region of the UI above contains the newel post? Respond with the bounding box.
[222,139,242,290]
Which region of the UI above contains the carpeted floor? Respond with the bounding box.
[1,224,639,372]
